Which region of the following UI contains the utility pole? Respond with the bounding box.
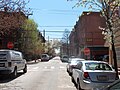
[66,31,69,58]
[48,36,49,53]
[43,29,45,39]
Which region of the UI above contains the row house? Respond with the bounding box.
[69,29,76,56]
[69,12,109,59]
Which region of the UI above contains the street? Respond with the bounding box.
[0,57,76,90]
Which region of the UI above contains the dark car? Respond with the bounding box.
[103,55,109,62]
[61,55,69,62]
[41,54,49,61]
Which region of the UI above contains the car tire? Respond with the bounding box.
[11,67,17,78]
[67,69,69,73]
[77,80,83,90]
[69,72,72,76]
[71,77,75,83]
[23,65,27,73]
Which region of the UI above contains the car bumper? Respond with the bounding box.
[0,70,12,74]
[81,80,114,90]
[41,59,49,61]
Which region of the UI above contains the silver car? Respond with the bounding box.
[72,60,116,90]
[66,58,85,75]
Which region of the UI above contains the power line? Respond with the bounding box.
[40,31,65,32]
[30,8,82,12]
[30,8,82,15]
[39,26,73,27]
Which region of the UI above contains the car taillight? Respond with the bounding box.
[8,62,12,67]
[84,72,89,79]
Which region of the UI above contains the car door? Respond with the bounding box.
[72,62,83,83]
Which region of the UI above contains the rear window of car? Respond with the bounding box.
[85,62,112,71]
[41,54,47,58]
[63,56,68,58]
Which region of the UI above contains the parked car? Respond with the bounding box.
[103,55,109,62]
[41,54,49,61]
[72,60,116,90]
[61,55,69,62]
[99,79,120,90]
[0,49,27,78]
[66,58,85,75]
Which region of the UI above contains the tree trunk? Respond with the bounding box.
[111,34,119,79]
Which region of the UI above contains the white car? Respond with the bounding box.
[72,60,116,90]
[66,58,85,75]
[0,49,27,78]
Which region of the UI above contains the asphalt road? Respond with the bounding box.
[0,56,76,90]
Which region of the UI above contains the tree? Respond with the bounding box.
[21,19,44,58]
[0,0,31,33]
[0,0,30,14]
[67,0,120,79]
[61,29,70,44]
[61,29,70,56]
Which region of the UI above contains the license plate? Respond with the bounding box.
[97,75,108,81]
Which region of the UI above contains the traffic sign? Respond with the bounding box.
[7,42,14,49]
[84,48,90,55]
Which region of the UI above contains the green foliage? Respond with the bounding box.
[21,19,44,58]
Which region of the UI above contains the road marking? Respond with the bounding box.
[44,66,47,69]
[27,66,39,72]
[44,66,55,69]
[33,67,39,70]
[51,66,55,69]
[60,66,65,69]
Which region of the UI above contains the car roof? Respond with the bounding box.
[80,60,108,64]
[70,58,85,60]
[0,49,17,52]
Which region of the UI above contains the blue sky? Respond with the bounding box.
[27,0,88,40]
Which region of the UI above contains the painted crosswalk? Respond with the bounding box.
[27,66,66,72]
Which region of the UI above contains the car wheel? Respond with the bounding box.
[67,68,69,72]
[23,65,27,73]
[11,67,17,78]
[69,72,72,76]
[71,77,75,83]
[77,80,83,90]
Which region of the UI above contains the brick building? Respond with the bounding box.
[69,12,109,59]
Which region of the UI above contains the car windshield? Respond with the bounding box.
[85,62,112,71]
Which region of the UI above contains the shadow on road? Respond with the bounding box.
[0,72,25,83]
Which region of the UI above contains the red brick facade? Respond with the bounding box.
[69,12,108,59]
